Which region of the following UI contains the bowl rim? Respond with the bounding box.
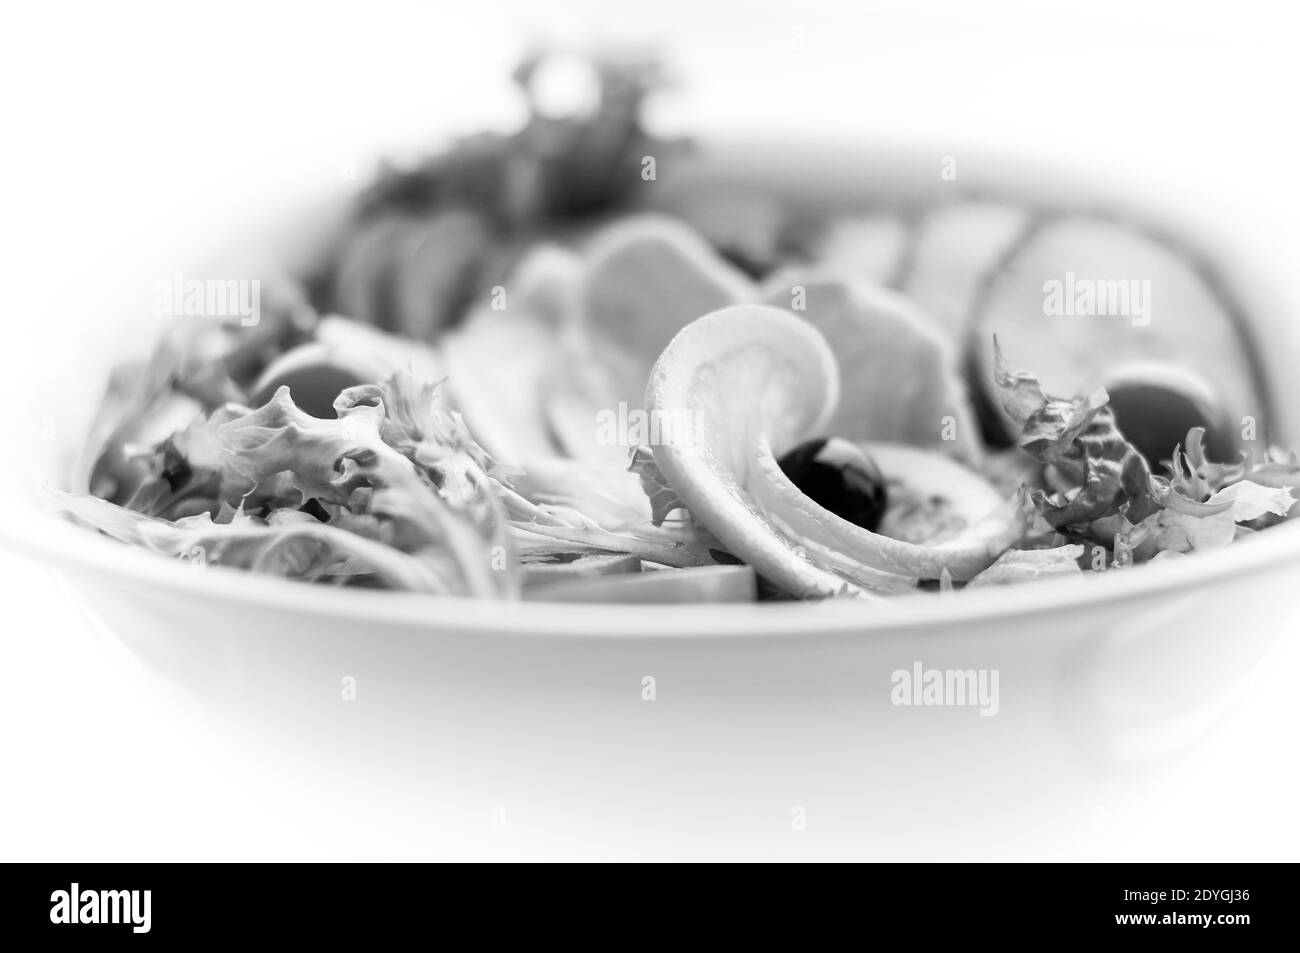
[7,500,1300,639]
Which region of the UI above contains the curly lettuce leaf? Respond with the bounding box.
[1169,426,1300,516]
[627,445,687,527]
[86,373,520,597]
[989,342,1300,568]
[85,276,319,500]
[353,377,721,568]
[995,341,1159,530]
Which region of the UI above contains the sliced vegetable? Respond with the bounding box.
[813,213,913,287]
[522,214,758,464]
[389,210,491,340]
[646,306,1025,596]
[899,201,1030,340]
[645,304,864,597]
[521,551,642,589]
[330,215,411,330]
[747,440,1026,581]
[667,188,787,278]
[527,564,756,604]
[508,243,586,327]
[582,214,755,384]
[969,216,1266,445]
[760,272,981,461]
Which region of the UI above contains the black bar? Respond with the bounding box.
[0,863,1283,941]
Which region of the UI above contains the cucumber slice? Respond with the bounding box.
[968,216,1267,445]
[330,215,409,330]
[389,210,489,341]
[665,188,786,278]
[331,212,488,338]
[522,552,642,590]
[814,213,913,287]
[899,201,1031,340]
[527,564,756,604]
[760,272,982,462]
[582,214,755,377]
[557,215,756,464]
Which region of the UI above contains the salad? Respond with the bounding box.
[57,52,1300,604]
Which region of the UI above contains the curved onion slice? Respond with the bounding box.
[748,439,1026,581]
[646,305,865,598]
[646,307,1025,597]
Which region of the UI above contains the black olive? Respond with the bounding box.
[299,498,332,523]
[1103,369,1239,469]
[778,437,888,532]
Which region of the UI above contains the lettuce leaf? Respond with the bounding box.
[1168,426,1299,519]
[1130,509,1235,556]
[85,368,725,591]
[966,544,1085,587]
[80,373,520,597]
[990,344,1300,566]
[497,455,722,568]
[994,341,1160,530]
[627,445,687,527]
[1209,479,1297,522]
[50,492,454,592]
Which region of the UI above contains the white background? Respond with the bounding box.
[2,0,1299,860]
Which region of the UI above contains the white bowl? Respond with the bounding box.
[5,140,1299,857]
